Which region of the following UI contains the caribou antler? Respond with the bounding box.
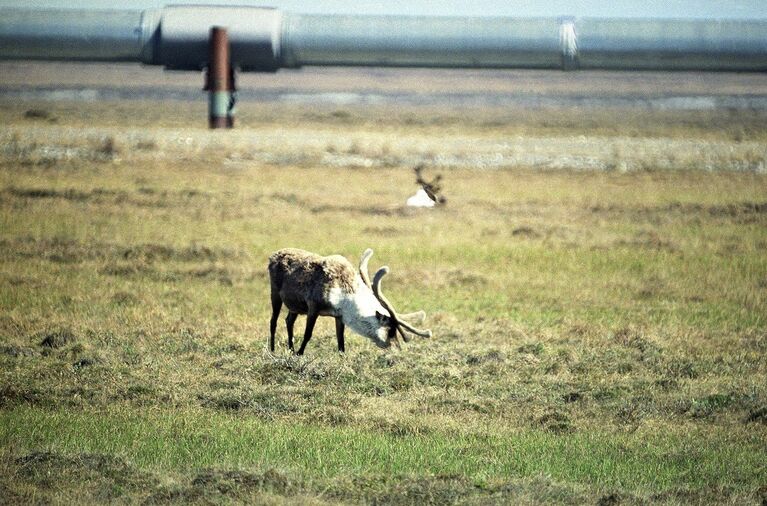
[372,266,432,344]
[359,248,374,288]
[372,266,408,345]
[414,164,446,204]
[399,310,426,324]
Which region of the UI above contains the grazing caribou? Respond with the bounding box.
[268,248,431,354]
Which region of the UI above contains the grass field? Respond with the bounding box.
[1,89,766,504]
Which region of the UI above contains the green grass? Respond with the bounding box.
[1,98,766,504]
[2,406,765,489]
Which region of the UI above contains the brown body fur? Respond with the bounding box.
[268,248,359,354]
[268,248,356,315]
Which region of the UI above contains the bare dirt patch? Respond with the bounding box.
[37,328,77,349]
[7,451,158,503]
[745,407,767,425]
[1,237,244,265]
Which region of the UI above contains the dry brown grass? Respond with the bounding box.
[0,86,766,504]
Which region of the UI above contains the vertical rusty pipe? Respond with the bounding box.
[206,26,234,129]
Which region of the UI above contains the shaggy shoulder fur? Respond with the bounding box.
[268,248,357,306]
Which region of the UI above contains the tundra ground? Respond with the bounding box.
[1,94,766,504]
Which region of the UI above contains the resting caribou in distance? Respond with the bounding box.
[268,248,431,355]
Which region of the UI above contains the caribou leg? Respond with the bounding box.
[285,311,298,351]
[335,317,345,353]
[269,291,282,352]
[296,306,319,356]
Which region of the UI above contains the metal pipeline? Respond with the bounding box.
[1,6,767,72]
[0,8,145,62]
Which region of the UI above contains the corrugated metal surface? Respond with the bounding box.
[576,18,767,70]
[281,15,563,68]
[0,9,144,61]
[152,6,282,71]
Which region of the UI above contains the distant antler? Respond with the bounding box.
[414,164,445,204]
[372,267,432,343]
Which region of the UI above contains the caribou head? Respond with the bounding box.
[359,248,432,348]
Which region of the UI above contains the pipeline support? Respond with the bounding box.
[205,26,235,129]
